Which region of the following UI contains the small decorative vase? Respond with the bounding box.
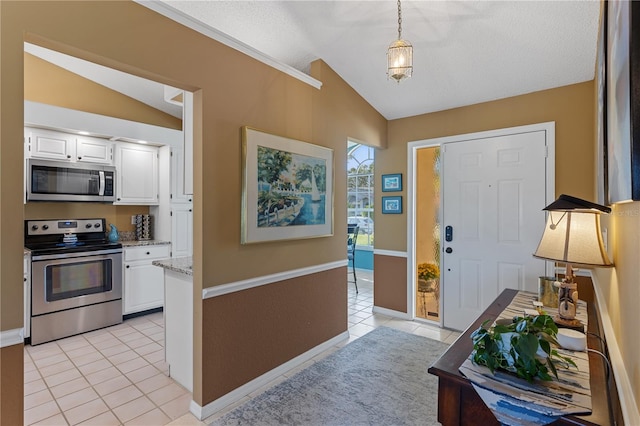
[108,224,119,242]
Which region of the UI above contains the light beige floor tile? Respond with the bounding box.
[64,398,110,426]
[92,338,122,351]
[81,410,121,426]
[148,332,165,342]
[167,413,206,426]
[139,325,163,336]
[118,331,145,343]
[348,322,375,337]
[132,321,157,331]
[78,358,112,376]
[34,413,69,426]
[385,319,421,333]
[24,400,61,426]
[116,356,149,374]
[99,343,131,358]
[24,370,42,383]
[108,349,139,365]
[27,345,63,360]
[134,342,162,356]
[24,388,53,410]
[159,392,192,420]
[38,359,76,377]
[147,383,189,406]
[112,395,155,424]
[86,366,122,386]
[84,330,114,344]
[93,375,132,397]
[136,373,174,394]
[110,327,138,338]
[411,325,452,342]
[34,353,68,369]
[126,336,154,349]
[126,364,160,384]
[70,350,105,367]
[24,360,37,373]
[444,331,462,344]
[57,387,100,412]
[103,384,143,409]
[49,377,91,399]
[24,378,47,396]
[143,349,164,364]
[126,407,172,425]
[57,336,90,352]
[43,367,82,388]
[65,344,98,360]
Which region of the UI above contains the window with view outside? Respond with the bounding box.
[347,142,374,247]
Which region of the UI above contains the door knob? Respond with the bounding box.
[445,247,453,254]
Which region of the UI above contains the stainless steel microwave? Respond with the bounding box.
[27,159,116,202]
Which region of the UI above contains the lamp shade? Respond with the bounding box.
[533,210,612,266]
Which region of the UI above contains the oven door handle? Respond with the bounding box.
[32,248,123,261]
[98,171,106,196]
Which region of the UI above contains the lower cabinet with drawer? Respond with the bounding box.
[123,244,170,315]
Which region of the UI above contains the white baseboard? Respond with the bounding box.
[190,330,350,420]
[0,328,23,348]
[372,306,411,320]
[590,272,640,424]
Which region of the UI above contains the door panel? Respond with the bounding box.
[442,130,548,330]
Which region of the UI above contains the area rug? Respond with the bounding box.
[210,326,449,425]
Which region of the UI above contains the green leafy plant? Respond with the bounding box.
[470,315,577,383]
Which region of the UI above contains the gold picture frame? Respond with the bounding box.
[241,127,334,244]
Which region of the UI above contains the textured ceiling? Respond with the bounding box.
[160,0,602,120]
[26,1,602,122]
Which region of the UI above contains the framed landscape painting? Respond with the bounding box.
[241,127,334,244]
[382,196,402,214]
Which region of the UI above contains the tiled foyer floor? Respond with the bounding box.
[24,270,461,425]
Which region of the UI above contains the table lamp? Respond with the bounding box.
[533,194,613,329]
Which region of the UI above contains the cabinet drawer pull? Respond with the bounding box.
[126,265,130,268]
[146,251,150,255]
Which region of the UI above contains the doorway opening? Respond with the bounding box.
[415,147,441,321]
[347,141,374,270]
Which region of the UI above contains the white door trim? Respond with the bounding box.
[407,122,556,324]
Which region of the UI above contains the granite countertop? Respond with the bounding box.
[121,240,171,247]
[152,256,192,276]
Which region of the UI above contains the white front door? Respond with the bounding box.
[441,129,550,331]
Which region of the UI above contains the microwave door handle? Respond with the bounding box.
[98,171,105,196]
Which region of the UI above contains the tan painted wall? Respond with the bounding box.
[377,81,595,251]
[0,0,386,419]
[25,53,181,129]
[373,82,596,313]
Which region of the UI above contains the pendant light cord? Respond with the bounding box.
[397,0,403,39]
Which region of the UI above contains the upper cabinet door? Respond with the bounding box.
[26,128,75,161]
[76,137,113,164]
[115,143,159,205]
[171,147,192,204]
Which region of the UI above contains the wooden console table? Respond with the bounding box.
[428,289,618,425]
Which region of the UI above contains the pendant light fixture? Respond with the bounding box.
[387,0,413,82]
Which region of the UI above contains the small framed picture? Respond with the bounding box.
[382,173,402,192]
[382,196,402,214]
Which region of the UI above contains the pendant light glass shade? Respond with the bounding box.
[387,39,413,82]
[387,0,413,83]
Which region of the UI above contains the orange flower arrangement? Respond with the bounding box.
[417,262,439,281]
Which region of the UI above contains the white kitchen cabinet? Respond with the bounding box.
[115,143,159,205]
[26,128,75,161]
[75,136,113,164]
[171,204,193,258]
[123,244,170,315]
[25,127,114,164]
[170,147,192,204]
[24,253,30,339]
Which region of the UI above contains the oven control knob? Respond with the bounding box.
[94,223,101,228]
[42,225,49,230]
[85,224,92,229]
[31,225,38,231]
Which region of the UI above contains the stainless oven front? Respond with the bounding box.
[30,248,122,344]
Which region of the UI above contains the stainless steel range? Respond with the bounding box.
[25,218,123,345]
